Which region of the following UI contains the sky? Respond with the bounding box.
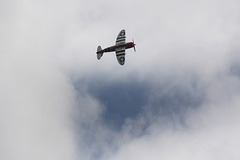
[1,0,240,160]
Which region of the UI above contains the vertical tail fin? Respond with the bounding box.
[97,46,103,60]
[97,46,102,52]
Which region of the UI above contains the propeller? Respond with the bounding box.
[132,39,136,52]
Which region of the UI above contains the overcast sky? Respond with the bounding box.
[1,0,240,160]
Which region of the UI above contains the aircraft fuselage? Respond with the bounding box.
[97,42,134,54]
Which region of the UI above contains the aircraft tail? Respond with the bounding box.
[97,45,103,60]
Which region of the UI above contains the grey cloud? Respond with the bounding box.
[1,0,240,160]
[103,72,240,160]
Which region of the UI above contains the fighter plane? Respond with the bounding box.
[96,29,136,65]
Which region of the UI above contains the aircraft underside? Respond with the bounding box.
[96,29,135,65]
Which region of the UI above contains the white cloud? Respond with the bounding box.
[1,0,240,160]
[0,1,80,159]
[0,48,78,159]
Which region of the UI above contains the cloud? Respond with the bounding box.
[73,0,240,159]
[0,48,78,159]
[1,0,240,160]
[0,1,80,159]
[107,79,240,160]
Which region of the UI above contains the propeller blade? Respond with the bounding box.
[132,38,136,52]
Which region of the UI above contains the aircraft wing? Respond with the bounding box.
[116,46,125,65]
[116,29,126,45]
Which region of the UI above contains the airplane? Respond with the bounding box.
[96,29,136,65]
